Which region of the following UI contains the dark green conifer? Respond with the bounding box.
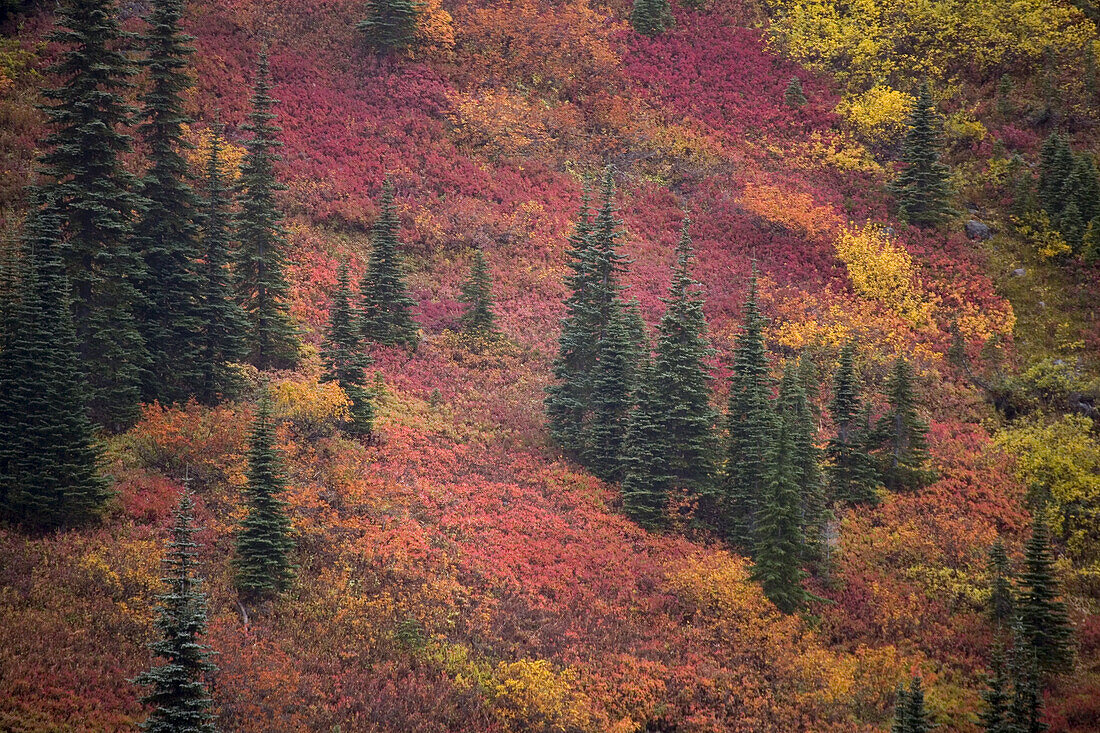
[980,646,1012,733]
[135,0,206,404]
[235,392,294,599]
[621,358,672,527]
[989,537,1015,626]
[39,0,147,431]
[777,360,828,567]
[891,683,911,733]
[784,76,807,107]
[358,0,423,55]
[1038,133,1073,216]
[236,51,299,370]
[1017,515,1074,675]
[459,247,497,337]
[586,305,636,482]
[546,186,597,457]
[195,125,248,405]
[1067,155,1100,226]
[134,490,217,733]
[825,341,879,504]
[322,263,374,437]
[360,180,420,348]
[874,357,931,492]
[751,419,810,613]
[1009,636,1047,733]
[630,0,673,37]
[903,676,931,733]
[891,81,953,227]
[723,272,773,545]
[0,197,109,528]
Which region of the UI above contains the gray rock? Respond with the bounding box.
[1010,268,1026,277]
[966,220,992,240]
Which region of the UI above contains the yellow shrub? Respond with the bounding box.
[836,85,913,146]
[834,223,930,325]
[490,658,596,732]
[269,376,350,438]
[1014,212,1071,261]
[182,124,246,182]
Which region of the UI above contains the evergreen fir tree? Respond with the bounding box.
[235,392,294,599]
[874,357,931,492]
[546,185,597,457]
[777,359,828,567]
[903,676,932,733]
[586,304,636,482]
[621,358,673,527]
[1057,200,1085,250]
[630,0,673,37]
[751,419,810,613]
[134,490,217,733]
[891,683,911,733]
[723,272,773,545]
[784,76,807,107]
[134,0,206,405]
[39,0,147,431]
[1017,514,1074,675]
[360,179,420,348]
[0,197,110,529]
[1067,154,1100,226]
[989,538,1015,626]
[980,646,1013,733]
[1038,133,1073,217]
[322,263,374,437]
[459,247,497,337]
[195,124,248,405]
[236,51,299,370]
[826,341,879,505]
[1009,635,1048,733]
[891,81,953,228]
[358,0,423,55]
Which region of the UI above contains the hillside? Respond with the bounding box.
[1,0,1099,731]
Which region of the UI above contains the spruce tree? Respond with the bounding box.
[322,263,374,437]
[784,76,807,107]
[826,340,879,505]
[630,0,673,37]
[989,538,1015,626]
[235,392,294,599]
[586,304,636,482]
[903,676,931,733]
[891,81,952,228]
[621,358,673,527]
[777,359,828,567]
[1067,155,1100,226]
[980,647,1012,733]
[0,197,110,529]
[874,357,931,492]
[1009,636,1047,733]
[135,0,206,405]
[891,683,911,733]
[236,51,299,371]
[1038,133,1073,217]
[134,490,217,733]
[195,125,248,405]
[546,185,597,457]
[358,0,423,55]
[459,247,497,337]
[644,221,717,497]
[723,272,773,545]
[751,419,810,613]
[39,0,147,431]
[360,179,419,348]
[1017,514,1074,675]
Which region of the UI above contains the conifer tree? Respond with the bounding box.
[1017,515,1073,675]
[459,247,497,337]
[135,0,206,404]
[723,272,773,545]
[1009,636,1047,733]
[236,51,299,370]
[891,81,952,228]
[1067,155,1100,226]
[621,358,673,527]
[586,305,636,482]
[134,490,217,733]
[784,76,807,107]
[358,0,423,55]
[195,125,248,405]
[777,359,828,566]
[989,538,1015,626]
[0,198,110,529]
[322,263,374,437]
[1038,133,1073,216]
[360,179,419,348]
[546,186,597,456]
[980,647,1012,733]
[903,676,931,733]
[751,419,810,613]
[874,357,931,492]
[826,340,879,505]
[891,683,911,733]
[39,0,147,431]
[630,0,673,37]
[235,392,294,599]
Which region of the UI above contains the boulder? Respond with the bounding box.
[966,219,992,240]
[1010,268,1026,278]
